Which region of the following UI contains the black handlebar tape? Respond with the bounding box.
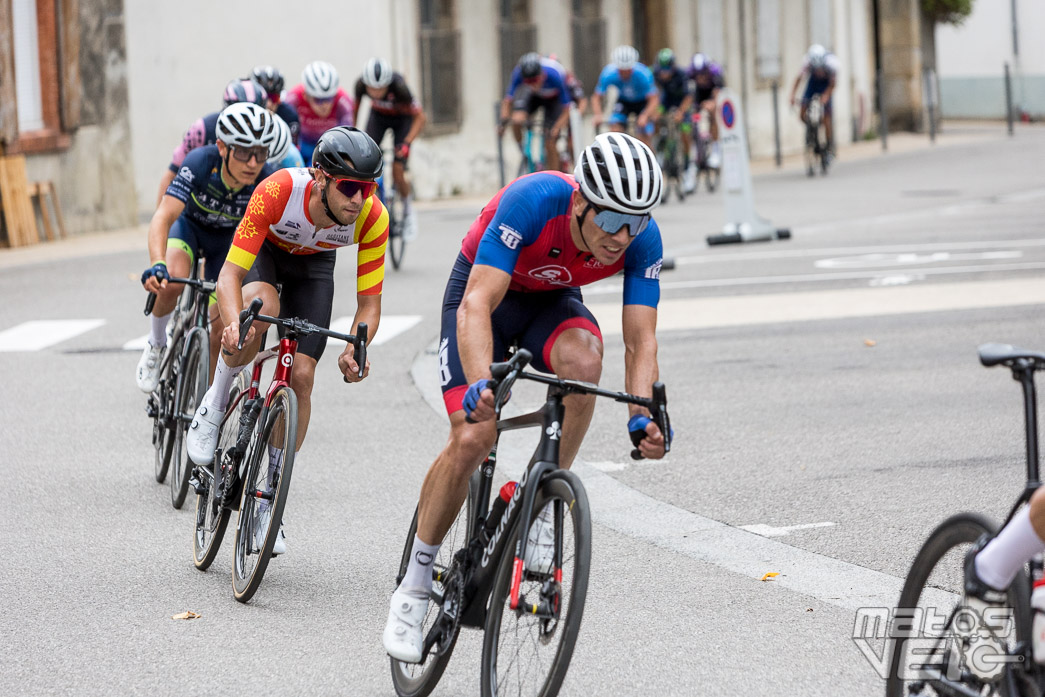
[144,292,157,316]
[237,297,264,350]
[355,323,368,379]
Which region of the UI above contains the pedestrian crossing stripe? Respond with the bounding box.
[0,319,106,352]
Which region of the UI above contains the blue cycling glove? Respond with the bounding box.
[141,261,169,286]
[628,414,675,447]
[462,378,493,419]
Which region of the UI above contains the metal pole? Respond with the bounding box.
[876,68,888,151]
[771,81,781,167]
[1004,62,1014,137]
[495,103,505,187]
[924,68,936,144]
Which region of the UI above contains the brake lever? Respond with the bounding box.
[344,323,368,383]
[144,292,157,316]
[237,297,263,351]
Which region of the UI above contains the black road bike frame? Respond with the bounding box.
[403,347,671,661]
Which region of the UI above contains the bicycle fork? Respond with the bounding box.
[507,460,563,616]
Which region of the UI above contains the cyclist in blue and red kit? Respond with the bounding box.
[500,52,573,172]
[383,132,671,663]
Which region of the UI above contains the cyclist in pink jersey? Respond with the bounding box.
[285,61,355,164]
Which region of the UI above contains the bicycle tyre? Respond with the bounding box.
[388,190,406,271]
[885,512,1032,697]
[390,474,477,697]
[480,470,591,697]
[171,329,208,509]
[152,333,183,484]
[192,372,248,570]
[232,385,297,603]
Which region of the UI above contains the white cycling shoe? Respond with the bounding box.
[383,587,429,663]
[186,404,225,465]
[524,507,556,575]
[255,504,286,556]
[136,343,165,393]
[401,211,418,242]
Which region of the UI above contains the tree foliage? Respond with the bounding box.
[923,0,975,25]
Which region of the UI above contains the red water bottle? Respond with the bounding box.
[483,481,517,542]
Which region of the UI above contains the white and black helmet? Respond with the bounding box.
[574,132,662,214]
[362,57,394,88]
[303,60,339,99]
[611,45,640,70]
[216,102,277,149]
[267,113,293,164]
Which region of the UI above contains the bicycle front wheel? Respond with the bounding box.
[481,470,591,697]
[232,385,297,603]
[388,190,406,271]
[193,371,248,570]
[171,329,208,509]
[152,335,182,483]
[390,473,477,697]
[885,512,1031,697]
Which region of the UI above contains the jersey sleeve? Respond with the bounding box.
[393,77,421,114]
[226,169,294,271]
[594,65,615,95]
[640,67,658,98]
[164,147,207,203]
[353,78,366,104]
[337,91,356,127]
[545,69,571,105]
[472,179,545,274]
[353,195,389,295]
[506,67,522,98]
[169,117,207,171]
[621,220,663,308]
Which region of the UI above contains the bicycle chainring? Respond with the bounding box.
[432,568,464,657]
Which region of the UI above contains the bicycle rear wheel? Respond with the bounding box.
[193,371,248,570]
[171,329,209,509]
[480,471,591,697]
[232,385,297,603]
[390,474,477,697]
[885,512,1032,697]
[388,189,406,271]
[152,334,183,483]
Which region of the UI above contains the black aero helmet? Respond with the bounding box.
[250,65,285,98]
[519,52,542,79]
[312,126,383,179]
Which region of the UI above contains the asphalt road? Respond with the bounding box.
[2,123,1045,696]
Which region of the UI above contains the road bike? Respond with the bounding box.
[378,175,407,271]
[517,115,547,177]
[692,109,720,194]
[804,98,830,177]
[886,343,1045,697]
[144,268,215,509]
[389,348,672,697]
[190,297,367,603]
[653,110,688,204]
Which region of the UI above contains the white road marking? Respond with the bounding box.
[0,320,106,352]
[327,315,422,346]
[587,460,633,472]
[589,277,1045,335]
[123,334,150,351]
[410,340,919,612]
[814,250,1022,269]
[739,522,837,537]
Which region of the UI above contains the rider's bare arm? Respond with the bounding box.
[405,106,426,145]
[146,195,186,267]
[457,264,512,384]
[215,260,250,351]
[155,170,177,209]
[339,293,381,381]
[621,303,659,413]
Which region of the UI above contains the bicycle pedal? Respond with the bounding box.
[145,400,158,418]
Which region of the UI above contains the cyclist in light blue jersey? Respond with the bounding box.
[591,45,659,147]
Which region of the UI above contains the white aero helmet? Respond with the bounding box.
[362,57,394,88]
[303,60,339,98]
[574,132,662,214]
[216,102,277,149]
[807,44,827,68]
[611,45,640,70]
[267,113,292,164]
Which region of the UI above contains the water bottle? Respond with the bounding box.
[1033,577,1045,663]
[482,481,517,543]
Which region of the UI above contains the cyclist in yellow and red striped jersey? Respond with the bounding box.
[185,127,387,552]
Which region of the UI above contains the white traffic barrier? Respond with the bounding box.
[707,88,790,246]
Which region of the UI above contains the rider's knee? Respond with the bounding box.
[552,331,603,384]
[446,421,497,475]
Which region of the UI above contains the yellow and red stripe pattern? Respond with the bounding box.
[354,195,388,295]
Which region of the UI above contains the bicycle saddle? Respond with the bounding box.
[978,342,1045,368]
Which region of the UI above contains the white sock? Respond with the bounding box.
[149,312,171,348]
[267,445,283,490]
[976,507,1045,590]
[401,535,440,596]
[203,355,246,412]
[403,195,412,216]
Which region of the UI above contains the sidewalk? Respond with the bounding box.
[0,120,1030,271]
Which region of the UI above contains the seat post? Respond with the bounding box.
[1018,363,1041,483]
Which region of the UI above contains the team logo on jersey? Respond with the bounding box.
[528,265,572,285]
[548,247,561,258]
[645,260,663,280]
[280,230,300,241]
[285,220,301,230]
[499,224,523,250]
[583,256,604,269]
[178,167,195,183]
[328,233,352,245]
